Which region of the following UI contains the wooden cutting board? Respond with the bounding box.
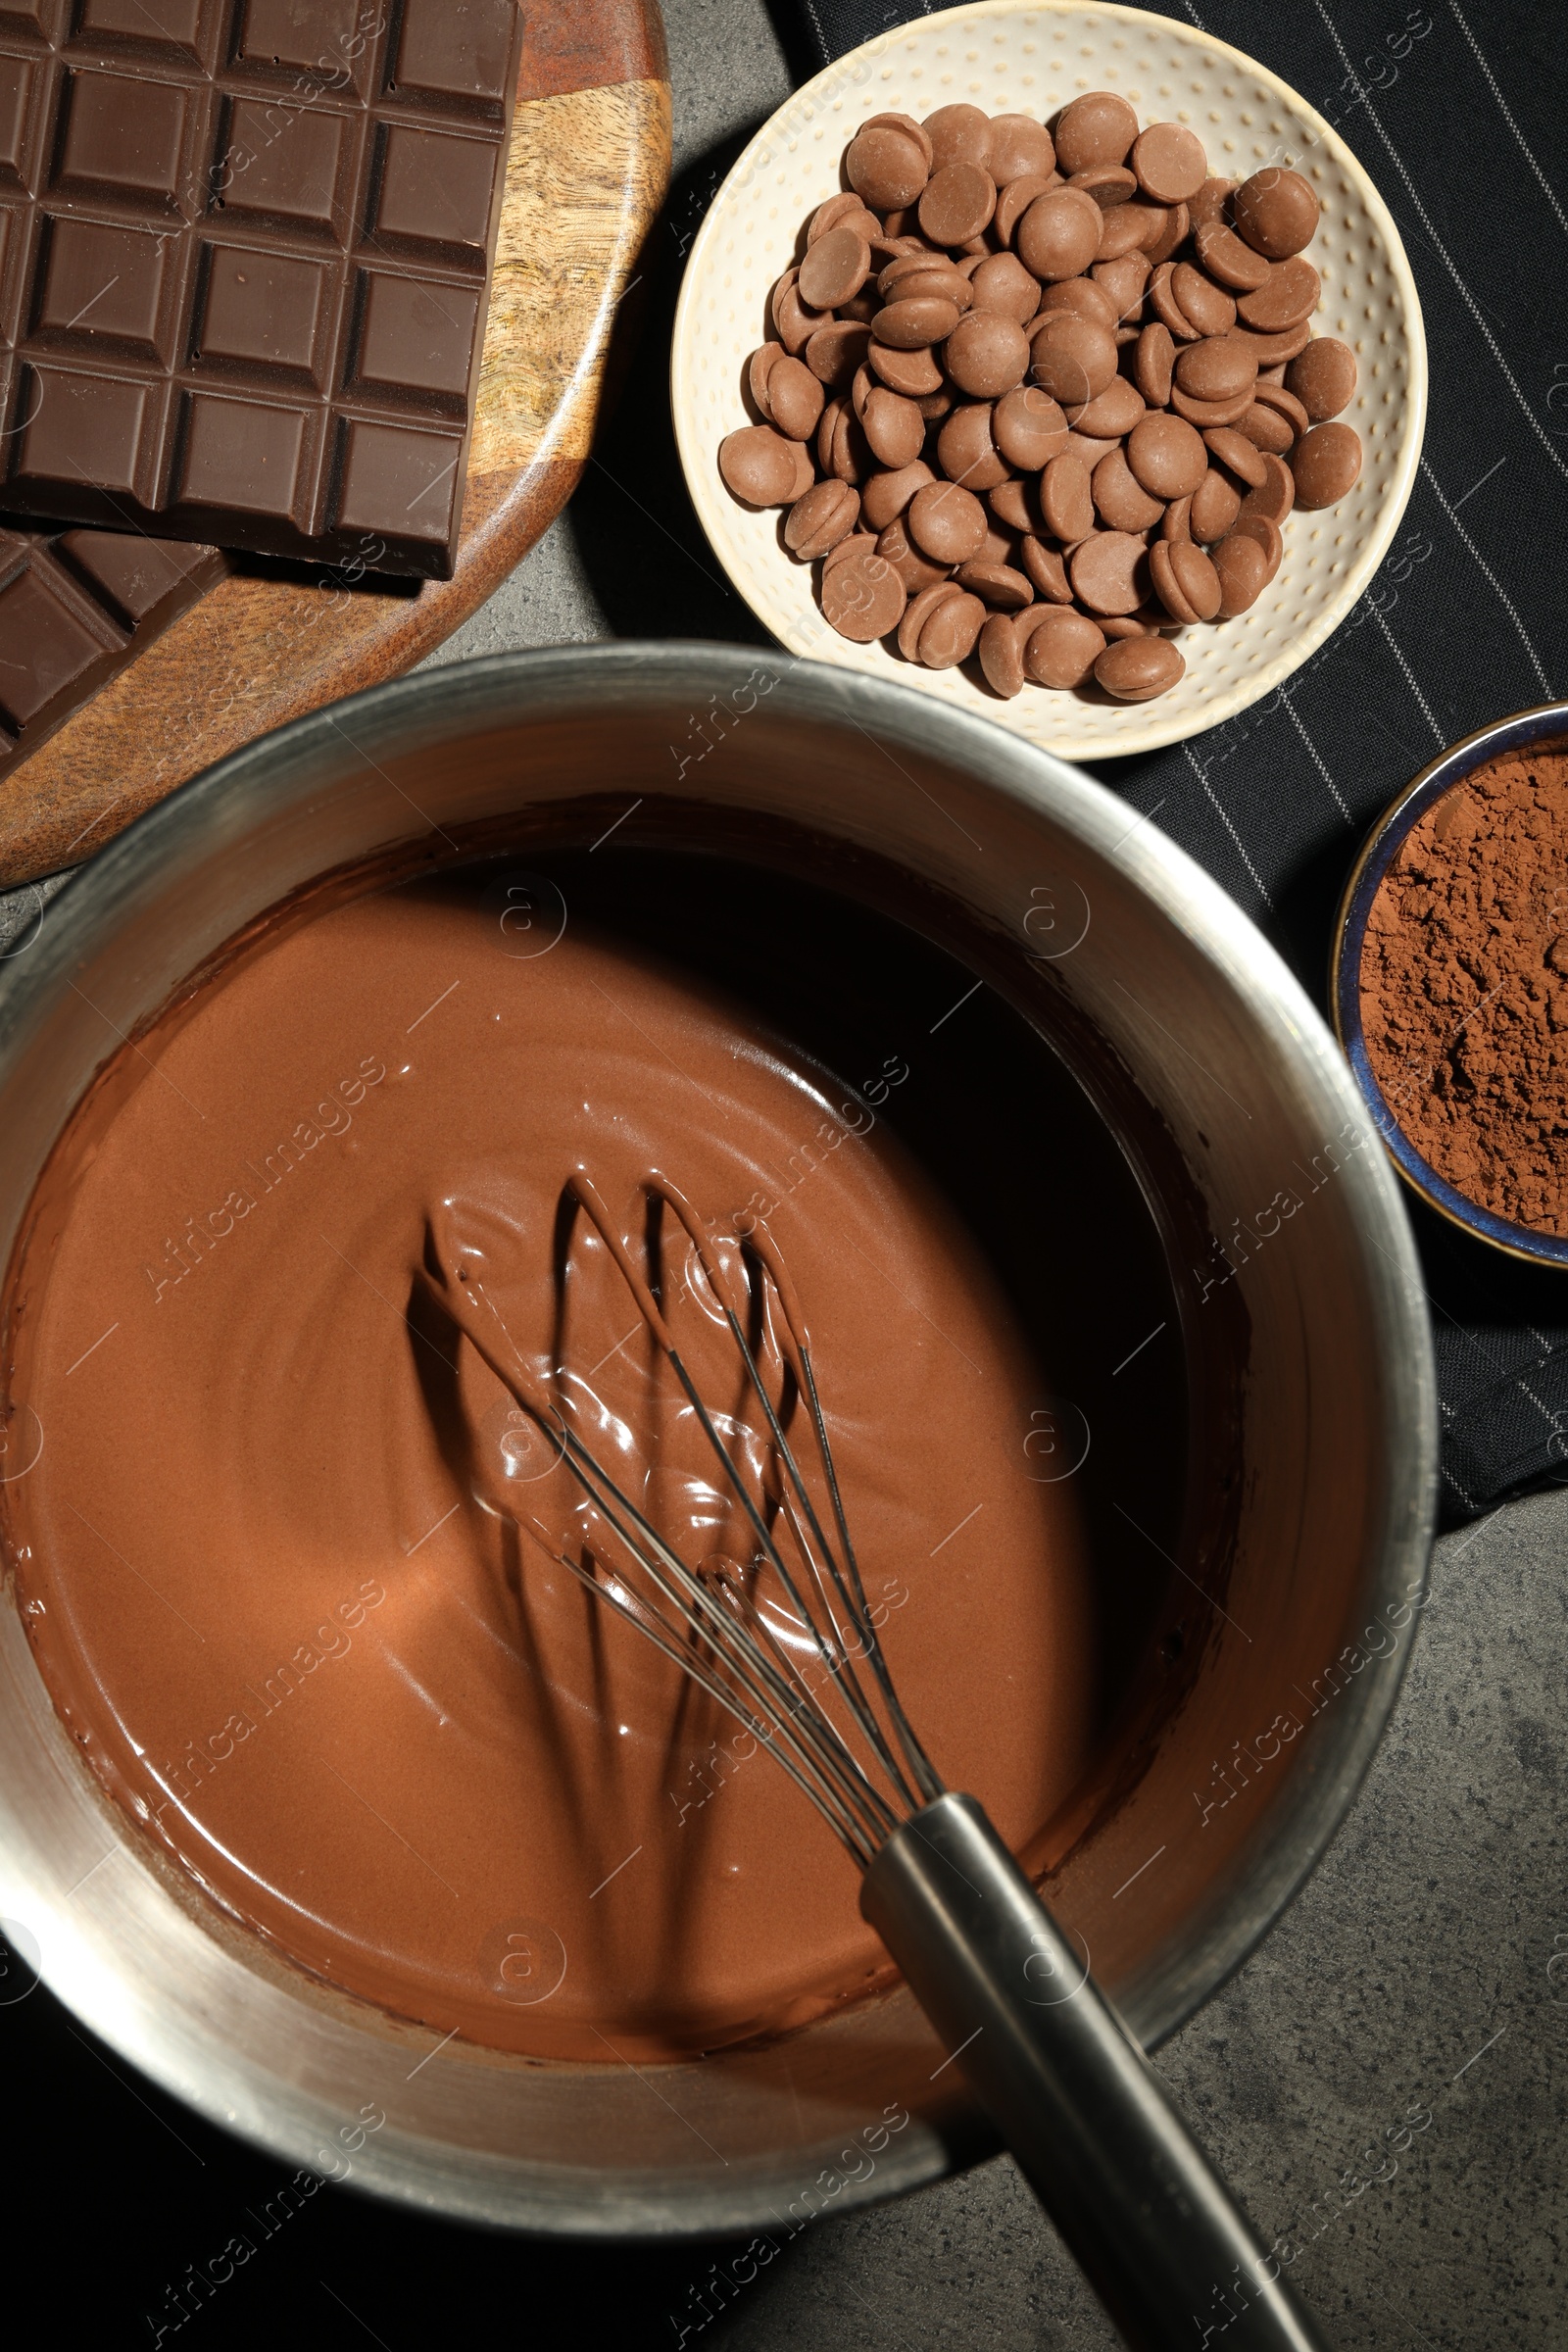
[0,1,670,889]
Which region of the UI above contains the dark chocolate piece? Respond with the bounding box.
[0,519,222,776]
[0,0,521,579]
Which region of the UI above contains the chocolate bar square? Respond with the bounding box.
[0,0,521,577]
[373,122,497,256]
[22,368,157,494]
[0,517,222,776]
[0,57,28,182]
[77,1,206,60]
[197,242,331,378]
[178,387,310,514]
[54,70,191,207]
[391,5,514,106]
[352,270,480,404]
[36,218,172,354]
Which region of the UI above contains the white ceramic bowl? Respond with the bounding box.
[672,0,1428,760]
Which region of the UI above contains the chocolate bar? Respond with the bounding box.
[0,519,222,777]
[0,0,521,578]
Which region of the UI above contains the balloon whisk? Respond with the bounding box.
[425,1167,943,1870]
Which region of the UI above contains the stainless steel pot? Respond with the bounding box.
[0,645,1436,2236]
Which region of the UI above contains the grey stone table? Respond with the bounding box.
[2,3,1560,2344]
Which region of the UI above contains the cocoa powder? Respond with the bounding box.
[1360,745,1568,1236]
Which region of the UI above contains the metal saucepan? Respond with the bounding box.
[0,646,1435,2234]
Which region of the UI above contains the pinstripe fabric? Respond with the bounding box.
[791,0,1568,1516]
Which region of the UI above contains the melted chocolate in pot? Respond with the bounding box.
[3,853,1184,2058]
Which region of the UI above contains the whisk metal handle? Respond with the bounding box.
[861,1792,1330,2352]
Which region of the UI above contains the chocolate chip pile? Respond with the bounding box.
[718,95,1363,706]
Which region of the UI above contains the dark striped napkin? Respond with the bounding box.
[785,0,1568,1520]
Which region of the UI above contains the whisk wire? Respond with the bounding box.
[691,1307,930,1818]
[454,1260,902,1856]
[539,1417,900,1858]
[568,1171,939,1826]
[537,1523,889,1860]
[444,1262,896,1857]
[670,1196,941,1803]
[430,1170,949,1863]
[793,1346,946,1808]
[668,1182,942,1809]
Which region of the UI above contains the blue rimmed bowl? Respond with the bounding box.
[1333,700,1568,1271]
